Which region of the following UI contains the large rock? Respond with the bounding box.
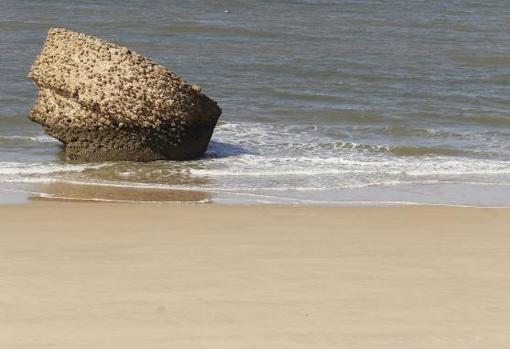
[28,28,221,161]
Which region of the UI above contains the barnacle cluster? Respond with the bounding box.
[28,28,221,161]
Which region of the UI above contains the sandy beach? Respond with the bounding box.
[1,202,509,348]
[2,1,509,348]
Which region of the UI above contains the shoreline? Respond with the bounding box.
[9,197,510,209]
[2,181,510,208]
[2,202,510,348]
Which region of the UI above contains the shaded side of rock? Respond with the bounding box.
[28,28,221,161]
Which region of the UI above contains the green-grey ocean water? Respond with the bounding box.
[0,0,509,205]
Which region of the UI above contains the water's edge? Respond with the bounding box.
[1,0,509,205]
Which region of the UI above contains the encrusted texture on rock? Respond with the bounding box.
[28,28,221,161]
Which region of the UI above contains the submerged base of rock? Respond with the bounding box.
[28,28,221,161]
[30,88,216,162]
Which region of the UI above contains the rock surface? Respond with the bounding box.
[28,28,221,161]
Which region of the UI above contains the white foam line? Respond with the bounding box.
[0,176,415,191]
[0,177,202,191]
[0,162,108,175]
[212,196,510,208]
[2,176,510,193]
[209,190,423,206]
[0,135,60,143]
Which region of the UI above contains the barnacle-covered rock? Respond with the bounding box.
[28,28,221,161]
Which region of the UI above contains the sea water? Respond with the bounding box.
[1,0,509,205]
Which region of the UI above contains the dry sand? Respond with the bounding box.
[1,202,509,348]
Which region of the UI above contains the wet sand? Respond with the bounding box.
[1,202,510,348]
[32,182,210,202]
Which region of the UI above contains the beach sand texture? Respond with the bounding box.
[1,203,509,348]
